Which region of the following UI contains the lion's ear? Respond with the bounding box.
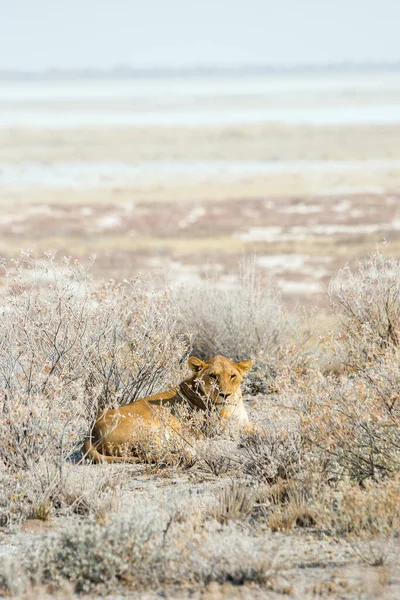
[188,357,206,374]
[236,359,253,376]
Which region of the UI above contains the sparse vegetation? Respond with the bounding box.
[238,428,301,483]
[0,252,188,525]
[174,258,312,385]
[1,250,400,598]
[329,251,400,365]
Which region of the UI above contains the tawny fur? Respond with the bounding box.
[83,355,253,463]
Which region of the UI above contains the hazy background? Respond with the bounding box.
[1,0,400,69]
[1,0,400,309]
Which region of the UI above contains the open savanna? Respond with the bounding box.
[1,73,400,598]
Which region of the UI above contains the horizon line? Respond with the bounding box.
[1,61,400,80]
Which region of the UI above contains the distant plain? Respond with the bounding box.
[1,71,400,307]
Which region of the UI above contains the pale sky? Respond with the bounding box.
[1,0,399,70]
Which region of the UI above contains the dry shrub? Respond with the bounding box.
[328,477,400,566]
[172,395,228,440]
[173,258,311,385]
[23,516,160,594]
[195,437,241,476]
[333,477,400,537]
[0,383,88,472]
[1,506,284,596]
[50,467,123,521]
[237,428,301,483]
[0,467,62,526]
[191,534,281,588]
[329,250,400,366]
[89,277,189,408]
[193,415,303,481]
[285,253,400,482]
[267,502,316,533]
[0,252,189,522]
[0,251,188,413]
[0,464,122,526]
[165,399,241,475]
[295,352,400,482]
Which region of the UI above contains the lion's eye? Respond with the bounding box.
[230,374,236,380]
[209,374,217,380]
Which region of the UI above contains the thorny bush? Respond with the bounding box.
[288,354,400,483]
[0,253,189,521]
[279,251,400,483]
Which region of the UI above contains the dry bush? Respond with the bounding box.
[326,477,400,566]
[164,398,243,475]
[0,383,88,473]
[275,252,400,483]
[50,467,123,521]
[173,258,311,385]
[0,463,122,526]
[22,516,160,594]
[193,417,303,481]
[188,527,282,588]
[0,251,188,412]
[0,467,64,526]
[195,437,241,476]
[0,505,284,596]
[0,252,189,522]
[172,394,228,440]
[292,351,400,482]
[267,502,316,533]
[333,477,400,536]
[329,250,400,366]
[237,428,302,483]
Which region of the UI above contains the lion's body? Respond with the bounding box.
[83,355,253,464]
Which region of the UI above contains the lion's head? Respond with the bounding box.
[187,355,252,405]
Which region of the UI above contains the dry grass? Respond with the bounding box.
[1,250,400,597]
[210,481,255,524]
[1,504,284,596]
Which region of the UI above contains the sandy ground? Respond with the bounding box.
[3,123,400,163]
[2,470,399,600]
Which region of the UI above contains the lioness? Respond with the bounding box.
[83,355,253,463]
